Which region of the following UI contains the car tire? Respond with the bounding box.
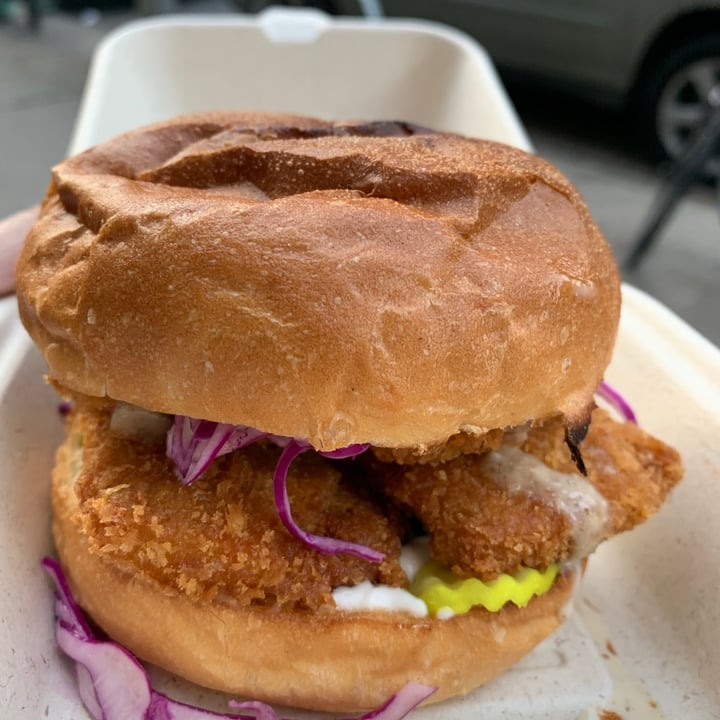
[634,34,720,169]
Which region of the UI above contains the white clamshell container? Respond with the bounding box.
[2,9,718,720]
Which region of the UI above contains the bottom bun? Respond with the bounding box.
[51,426,578,713]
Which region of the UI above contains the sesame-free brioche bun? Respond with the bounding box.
[16,112,620,450]
[51,414,578,712]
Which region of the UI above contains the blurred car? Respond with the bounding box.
[240,0,720,165]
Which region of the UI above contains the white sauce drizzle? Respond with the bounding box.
[332,580,428,617]
[332,539,433,616]
[436,607,456,620]
[480,446,610,560]
[398,535,430,581]
[110,403,172,442]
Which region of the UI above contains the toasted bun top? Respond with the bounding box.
[16,111,620,449]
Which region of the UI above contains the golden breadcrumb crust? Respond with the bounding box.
[61,402,405,611]
[58,400,681,608]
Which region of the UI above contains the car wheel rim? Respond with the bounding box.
[657,57,720,168]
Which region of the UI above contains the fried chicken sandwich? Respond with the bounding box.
[15,112,683,715]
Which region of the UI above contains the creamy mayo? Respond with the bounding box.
[332,580,428,617]
[332,537,434,616]
[399,536,430,581]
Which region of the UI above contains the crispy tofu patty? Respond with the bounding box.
[61,402,406,612]
[60,401,682,611]
[373,409,683,579]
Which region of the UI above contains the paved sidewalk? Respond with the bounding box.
[513,87,720,348]
[1,10,718,346]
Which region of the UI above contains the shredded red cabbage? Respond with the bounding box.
[230,683,437,720]
[274,440,383,563]
[596,381,638,424]
[166,418,381,562]
[42,557,435,720]
[58,400,73,417]
[166,417,274,485]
